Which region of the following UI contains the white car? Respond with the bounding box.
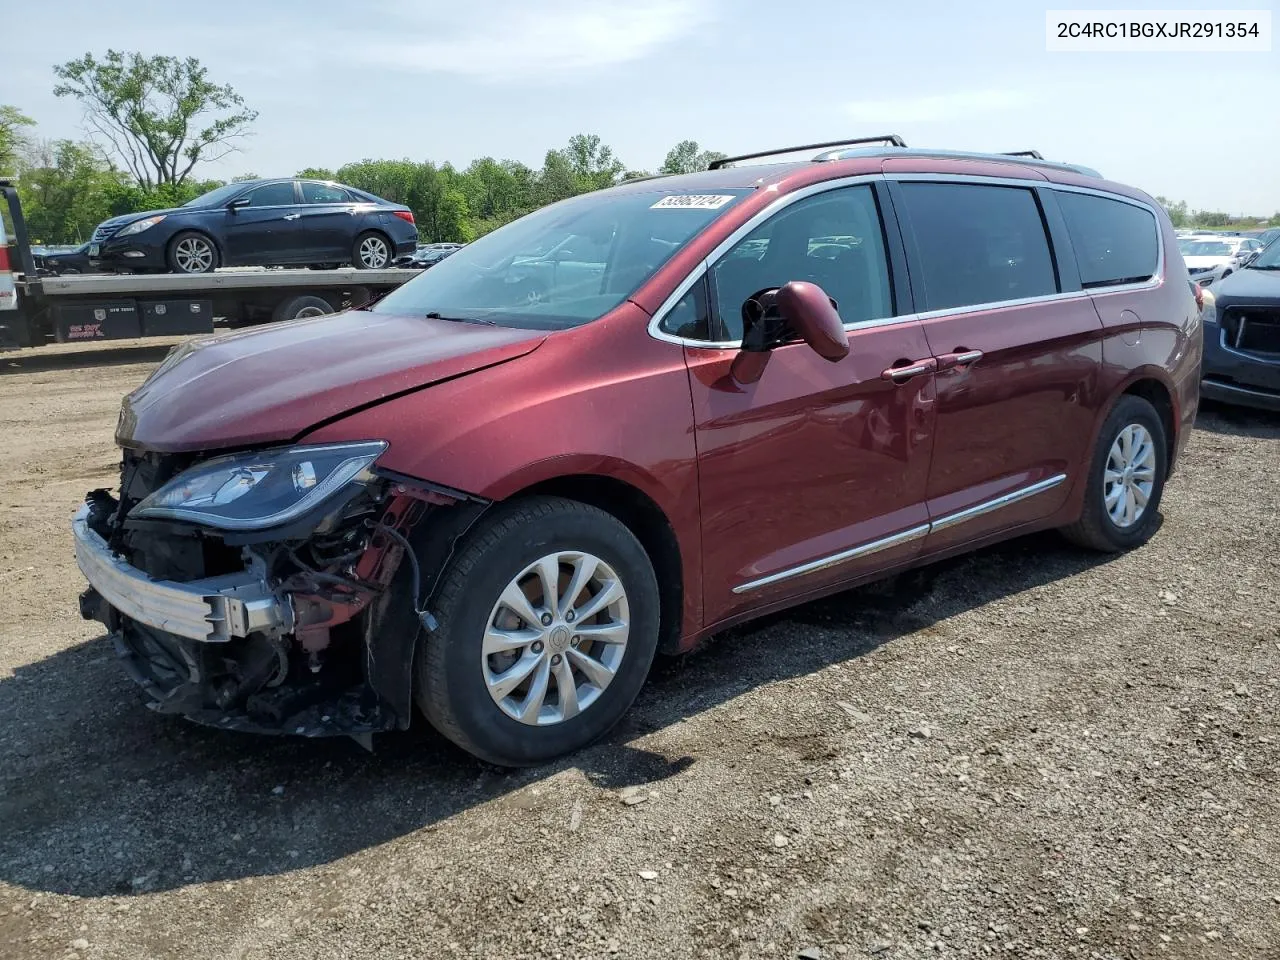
[1177,235,1264,287]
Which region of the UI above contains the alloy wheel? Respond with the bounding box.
[481,551,630,726]
[359,236,389,268]
[174,237,214,273]
[1104,423,1156,528]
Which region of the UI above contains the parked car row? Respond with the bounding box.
[1177,232,1266,287]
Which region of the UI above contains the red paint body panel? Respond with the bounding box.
[116,311,546,453]
[917,296,1104,550]
[301,303,708,637]
[684,319,936,623]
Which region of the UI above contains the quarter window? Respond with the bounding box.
[1056,191,1158,289]
[897,183,1058,311]
[244,182,298,207]
[709,184,894,341]
[658,277,711,340]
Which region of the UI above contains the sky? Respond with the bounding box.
[4,0,1277,213]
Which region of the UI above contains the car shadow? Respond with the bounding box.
[1195,399,1280,436]
[0,343,175,374]
[0,529,1119,898]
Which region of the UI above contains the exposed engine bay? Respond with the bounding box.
[77,448,486,739]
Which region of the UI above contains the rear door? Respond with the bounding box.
[889,177,1104,551]
[672,180,939,625]
[222,181,304,264]
[297,181,360,260]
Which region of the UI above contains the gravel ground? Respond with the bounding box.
[1,339,1278,960]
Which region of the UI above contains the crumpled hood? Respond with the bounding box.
[117,310,547,452]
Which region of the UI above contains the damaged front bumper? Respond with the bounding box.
[70,464,483,739]
[73,504,291,643]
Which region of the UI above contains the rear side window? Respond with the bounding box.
[1056,191,1158,289]
[301,182,352,203]
[897,183,1058,311]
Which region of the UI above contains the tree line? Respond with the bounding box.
[4,50,1272,246]
[0,50,725,246]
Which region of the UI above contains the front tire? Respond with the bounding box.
[1061,395,1167,552]
[353,231,392,269]
[167,231,219,274]
[416,497,660,767]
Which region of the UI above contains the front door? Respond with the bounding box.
[677,182,938,626]
[889,179,1104,551]
[223,181,305,265]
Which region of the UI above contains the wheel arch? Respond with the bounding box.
[1115,372,1178,473]
[503,473,686,656]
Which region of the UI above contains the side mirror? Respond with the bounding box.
[227,196,251,212]
[730,281,850,385]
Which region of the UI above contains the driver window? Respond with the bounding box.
[709,184,894,340]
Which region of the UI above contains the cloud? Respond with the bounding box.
[351,0,719,82]
[845,90,1032,123]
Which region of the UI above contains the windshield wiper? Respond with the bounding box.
[1247,263,1280,271]
[424,311,497,325]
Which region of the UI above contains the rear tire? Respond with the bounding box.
[415,497,660,767]
[167,231,219,274]
[1061,395,1167,552]
[271,295,334,322]
[352,231,392,269]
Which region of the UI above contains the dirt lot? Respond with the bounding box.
[1,339,1278,960]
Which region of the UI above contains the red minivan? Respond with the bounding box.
[74,139,1202,766]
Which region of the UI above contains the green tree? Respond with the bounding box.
[295,166,336,180]
[537,148,580,206]
[53,50,257,188]
[1154,195,1189,229]
[16,140,129,243]
[660,139,726,175]
[0,105,35,173]
[563,133,625,191]
[1192,210,1230,228]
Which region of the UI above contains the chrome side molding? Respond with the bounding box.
[733,473,1068,594]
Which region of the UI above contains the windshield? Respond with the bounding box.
[369,188,750,329]
[183,182,252,208]
[1183,240,1233,257]
[1252,238,1280,269]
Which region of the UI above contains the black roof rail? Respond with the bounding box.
[708,135,907,170]
[1001,150,1045,159]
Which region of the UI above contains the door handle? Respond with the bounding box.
[282,213,300,221]
[936,349,983,371]
[881,358,937,382]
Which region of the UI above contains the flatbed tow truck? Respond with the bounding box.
[1,178,420,349]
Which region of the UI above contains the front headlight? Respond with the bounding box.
[131,441,387,530]
[115,215,167,237]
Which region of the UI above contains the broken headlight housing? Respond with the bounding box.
[130,441,387,531]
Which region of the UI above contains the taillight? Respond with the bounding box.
[393,210,415,224]
[1192,282,1204,311]
[0,244,10,272]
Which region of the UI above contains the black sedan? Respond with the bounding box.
[33,242,96,275]
[1201,240,1280,412]
[87,178,419,274]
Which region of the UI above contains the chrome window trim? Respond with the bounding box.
[648,172,1164,350]
[648,175,884,349]
[733,473,1067,594]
